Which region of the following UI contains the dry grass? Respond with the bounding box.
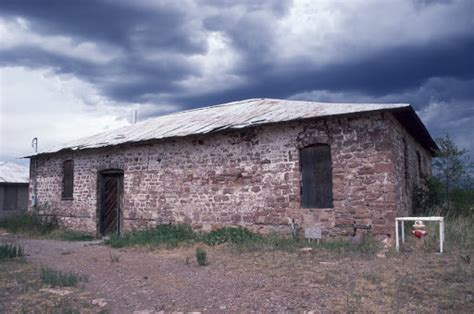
[0,260,106,313]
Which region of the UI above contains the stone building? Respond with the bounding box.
[0,162,29,218]
[26,99,437,237]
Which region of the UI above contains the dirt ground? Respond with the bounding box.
[1,232,473,313]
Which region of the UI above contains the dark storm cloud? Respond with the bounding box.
[171,34,474,108]
[0,0,205,54]
[99,54,198,103]
[0,0,294,105]
[0,46,98,77]
[0,45,197,103]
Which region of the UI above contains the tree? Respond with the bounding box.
[432,135,473,213]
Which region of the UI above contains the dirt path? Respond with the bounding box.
[2,234,473,313]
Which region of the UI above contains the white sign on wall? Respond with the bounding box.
[304,227,322,239]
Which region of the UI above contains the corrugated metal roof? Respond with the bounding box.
[0,162,29,183]
[29,98,411,156]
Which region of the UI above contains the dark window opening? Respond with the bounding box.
[423,155,429,175]
[300,144,333,208]
[3,185,18,210]
[403,139,409,190]
[416,151,422,180]
[62,160,74,199]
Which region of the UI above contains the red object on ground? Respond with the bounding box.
[412,229,427,238]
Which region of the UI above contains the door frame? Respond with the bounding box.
[97,169,124,237]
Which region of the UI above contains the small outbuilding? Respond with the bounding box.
[26,99,437,237]
[0,162,29,218]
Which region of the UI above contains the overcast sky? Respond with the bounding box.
[0,0,473,163]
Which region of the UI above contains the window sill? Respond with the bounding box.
[61,197,74,201]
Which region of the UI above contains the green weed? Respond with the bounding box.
[202,227,261,246]
[0,212,58,236]
[40,267,85,287]
[196,247,207,266]
[104,224,196,248]
[0,243,24,261]
[104,223,379,255]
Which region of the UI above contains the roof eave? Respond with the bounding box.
[390,106,439,155]
[24,106,420,158]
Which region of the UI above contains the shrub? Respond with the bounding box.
[0,212,58,236]
[40,267,85,287]
[449,187,474,217]
[195,247,207,266]
[444,215,474,251]
[202,227,261,246]
[0,243,24,261]
[105,224,196,248]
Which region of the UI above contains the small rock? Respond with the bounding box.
[300,247,313,253]
[92,298,108,307]
[40,288,72,296]
[219,305,227,310]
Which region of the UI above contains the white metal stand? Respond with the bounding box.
[395,216,445,253]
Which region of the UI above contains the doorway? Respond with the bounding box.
[99,170,123,236]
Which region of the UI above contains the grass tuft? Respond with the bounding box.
[0,243,24,261]
[109,252,120,263]
[195,247,207,266]
[40,267,85,287]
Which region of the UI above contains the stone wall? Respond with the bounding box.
[388,115,432,219]
[29,112,431,237]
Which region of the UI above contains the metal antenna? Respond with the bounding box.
[132,110,138,124]
[31,137,38,153]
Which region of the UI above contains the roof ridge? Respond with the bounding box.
[140,98,267,123]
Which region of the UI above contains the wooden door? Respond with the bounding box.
[100,172,123,236]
